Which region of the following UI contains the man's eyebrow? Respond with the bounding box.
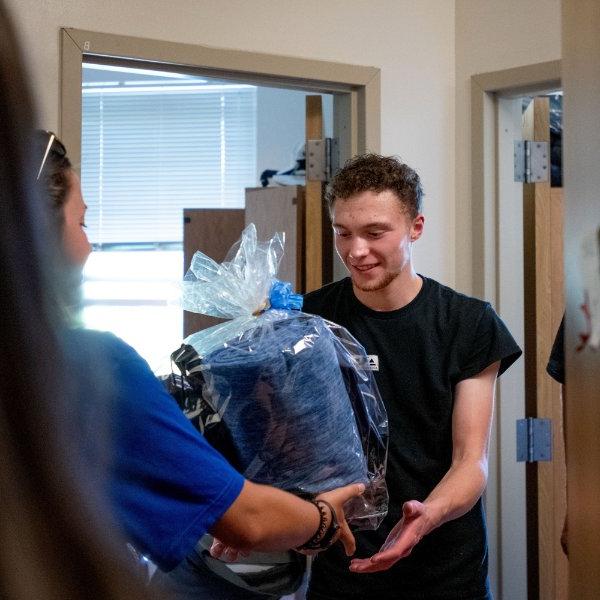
[332,221,392,229]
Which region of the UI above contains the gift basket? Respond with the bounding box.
[171,224,388,530]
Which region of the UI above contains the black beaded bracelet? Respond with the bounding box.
[296,499,340,551]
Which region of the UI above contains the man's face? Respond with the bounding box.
[332,189,423,293]
[62,170,92,267]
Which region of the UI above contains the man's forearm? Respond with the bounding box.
[421,361,498,531]
[422,458,488,531]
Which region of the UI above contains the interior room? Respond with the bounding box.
[3,1,599,598]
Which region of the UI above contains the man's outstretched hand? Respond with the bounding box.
[349,500,430,573]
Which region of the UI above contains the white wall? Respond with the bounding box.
[455,0,561,295]
[7,0,456,287]
[6,0,564,290]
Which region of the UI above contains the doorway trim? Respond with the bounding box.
[470,60,561,599]
[470,60,561,302]
[60,28,380,172]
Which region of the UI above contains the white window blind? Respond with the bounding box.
[81,85,257,245]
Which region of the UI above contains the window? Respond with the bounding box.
[80,63,257,371]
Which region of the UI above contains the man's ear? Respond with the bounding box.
[410,214,425,241]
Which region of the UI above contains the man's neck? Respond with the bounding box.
[352,269,423,312]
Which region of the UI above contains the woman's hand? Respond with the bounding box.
[315,483,365,556]
[210,538,250,562]
[210,482,365,561]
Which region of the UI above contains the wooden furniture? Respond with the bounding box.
[183,208,245,338]
[245,185,305,293]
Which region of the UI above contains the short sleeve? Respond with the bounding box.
[546,317,565,384]
[71,330,245,572]
[456,303,522,383]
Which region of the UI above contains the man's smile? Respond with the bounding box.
[351,263,379,272]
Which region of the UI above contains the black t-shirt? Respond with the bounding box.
[303,276,522,600]
[546,317,565,384]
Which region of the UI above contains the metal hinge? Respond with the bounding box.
[306,138,339,181]
[514,140,549,183]
[516,417,552,462]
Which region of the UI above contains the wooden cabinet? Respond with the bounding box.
[183,208,244,338]
[245,185,305,293]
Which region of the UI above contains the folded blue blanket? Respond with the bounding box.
[202,313,368,494]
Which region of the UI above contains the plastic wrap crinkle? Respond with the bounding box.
[173,224,388,529]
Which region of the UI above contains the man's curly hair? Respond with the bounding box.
[325,154,424,218]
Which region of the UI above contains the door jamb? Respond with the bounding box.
[470,60,561,599]
[470,60,561,302]
[60,28,380,175]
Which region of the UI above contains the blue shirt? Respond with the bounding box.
[64,328,244,571]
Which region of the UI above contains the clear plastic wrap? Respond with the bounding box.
[174,224,388,530]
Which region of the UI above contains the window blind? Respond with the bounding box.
[81,85,257,245]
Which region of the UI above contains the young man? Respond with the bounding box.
[303,154,522,600]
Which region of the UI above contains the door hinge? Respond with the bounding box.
[516,417,552,462]
[306,138,339,182]
[514,140,549,183]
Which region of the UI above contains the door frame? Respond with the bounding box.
[60,28,380,179]
[470,60,561,599]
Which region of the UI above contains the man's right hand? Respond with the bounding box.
[350,500,431,573]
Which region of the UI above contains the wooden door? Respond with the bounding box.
[522,96,567,600]
[305,95,333,292]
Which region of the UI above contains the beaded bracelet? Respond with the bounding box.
[296,499,340,551]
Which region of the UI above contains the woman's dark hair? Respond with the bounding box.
[34,130,72,231]
[33,130,85,317]
[0,2,152,598]
[326,153,424,218]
